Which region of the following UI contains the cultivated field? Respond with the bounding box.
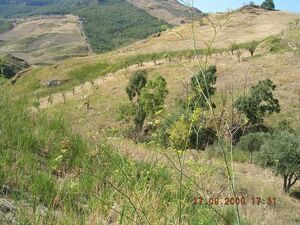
[0,15,88,65]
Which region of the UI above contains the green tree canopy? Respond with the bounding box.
[257,132,300,193]
[123,72,168,133]
[261,0,275,10]
[235,79,280,125]
[140,76,168,116]
[230,43,239,55]
[245,41,259,57]
[126,70,148,102]
[239,132,265,163]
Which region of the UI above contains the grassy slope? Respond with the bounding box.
[1,87,236,224]
[4,7,300,225]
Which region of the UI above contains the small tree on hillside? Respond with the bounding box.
[239,132,264,163]
[151,55,158,66]
[230,43,239,55]
[140,76,168,116]
[235,79,280,125]
[126,70,148,102]
[245,41,259,56]
[261,0,275,10]
[123,71,168,133]
[125,70,148,131]
[257,132,300,193]
[191,65,217,109]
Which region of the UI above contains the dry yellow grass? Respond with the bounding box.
[125,7,300,54]
[40,50,300,131]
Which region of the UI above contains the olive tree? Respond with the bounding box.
[230,43,239,55]
[235,79,280,125]
[245,41,259,57]
[257,132,300,193]
[239,132,264,163]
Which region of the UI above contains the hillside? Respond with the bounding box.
[0,0,204,54]
[0,15,88,65]
[126,7,300,54]
[0,0,170,53]
[126,0,204,24]
[1,5,300,225]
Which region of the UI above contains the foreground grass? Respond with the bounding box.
[0,86,242,224]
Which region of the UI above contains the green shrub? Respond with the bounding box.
[123,71,168,134]
[168,117,191,149]
[264,36,286,53]
[153,110,183,147]
[277,119,295,133]
[239,133,264,163]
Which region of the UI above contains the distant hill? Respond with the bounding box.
[0,15,88,65]
[0,0,171,53]
[126,0,204,24]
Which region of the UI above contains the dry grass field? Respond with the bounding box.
[125,7,299,54]
[0,15,88,65]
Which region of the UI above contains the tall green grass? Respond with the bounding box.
[0,87,237,224]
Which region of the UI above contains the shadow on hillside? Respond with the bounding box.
[290,190,300,200]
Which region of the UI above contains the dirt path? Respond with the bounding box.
[78,18,93,55]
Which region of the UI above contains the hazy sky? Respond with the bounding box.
[189,0,300,13]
